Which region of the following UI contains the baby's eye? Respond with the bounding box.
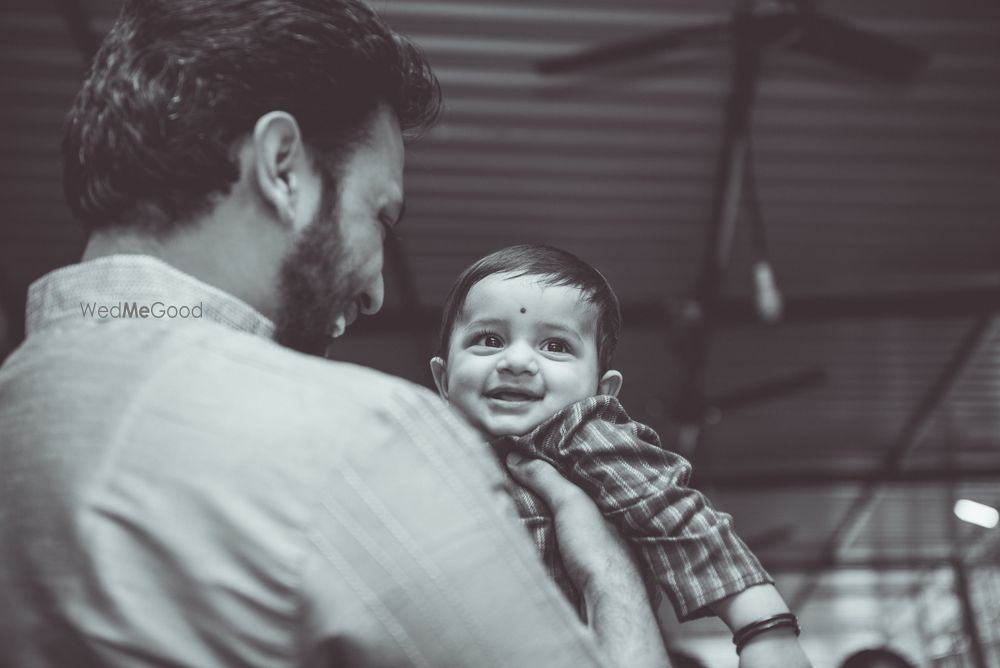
[544,340,571,354]
[475,333,504,348]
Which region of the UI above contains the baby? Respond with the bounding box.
[431,244,808,661]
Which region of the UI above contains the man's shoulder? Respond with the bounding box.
[181,332,490,489]
[112,326,478,479]
[188,328,441,417]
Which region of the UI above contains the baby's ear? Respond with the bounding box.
[598,369,623,397]
[429,357,449,400]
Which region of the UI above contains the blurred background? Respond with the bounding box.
[2,0,999,665]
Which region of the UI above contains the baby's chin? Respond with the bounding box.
[481,420,545,440]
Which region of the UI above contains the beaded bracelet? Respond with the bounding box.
[732,613,800,655]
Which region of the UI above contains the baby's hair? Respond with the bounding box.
[437,244,621,374]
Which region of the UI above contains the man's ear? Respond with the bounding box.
[250,111,309,229]
[429,357,449,400]
[598,369,623,397]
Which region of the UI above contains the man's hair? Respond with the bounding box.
[436,244,622,374]
[63,0,441,234]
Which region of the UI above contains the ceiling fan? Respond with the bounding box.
[535,0,929,450]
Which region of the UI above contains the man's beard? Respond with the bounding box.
[272,193,357,357]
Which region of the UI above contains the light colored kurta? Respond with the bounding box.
[0,255,607,668]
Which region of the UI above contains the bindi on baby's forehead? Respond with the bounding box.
[520,307,527,314]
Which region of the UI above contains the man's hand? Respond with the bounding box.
[506,454,671,668]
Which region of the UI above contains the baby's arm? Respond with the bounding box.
[515,396,768,619]
[712,585,811,668]
[512,395,809,665]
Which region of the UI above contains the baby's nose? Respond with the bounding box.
[498,343,539,374]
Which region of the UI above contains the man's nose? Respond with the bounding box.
[498,342,539,375]
[358,273,384,315]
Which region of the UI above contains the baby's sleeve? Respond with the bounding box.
[512,395,773,622]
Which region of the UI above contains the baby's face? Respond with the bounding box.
[438,272,603,438]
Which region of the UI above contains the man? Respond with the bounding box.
[0,1,666,666]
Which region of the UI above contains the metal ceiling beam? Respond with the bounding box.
[351,286,1000,334]
[667,3,760,433]
[695,465,1000,490]
[692,287,1000,324]
[790,313,997,612]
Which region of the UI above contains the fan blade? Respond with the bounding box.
[535,21,728,75]
[535,8,928,81]
[791,12,930,81]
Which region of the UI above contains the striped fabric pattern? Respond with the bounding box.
[493,395,773,621]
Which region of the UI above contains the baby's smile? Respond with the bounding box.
[485,386,543,403]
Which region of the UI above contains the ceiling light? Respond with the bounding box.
[953,499,999,529]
